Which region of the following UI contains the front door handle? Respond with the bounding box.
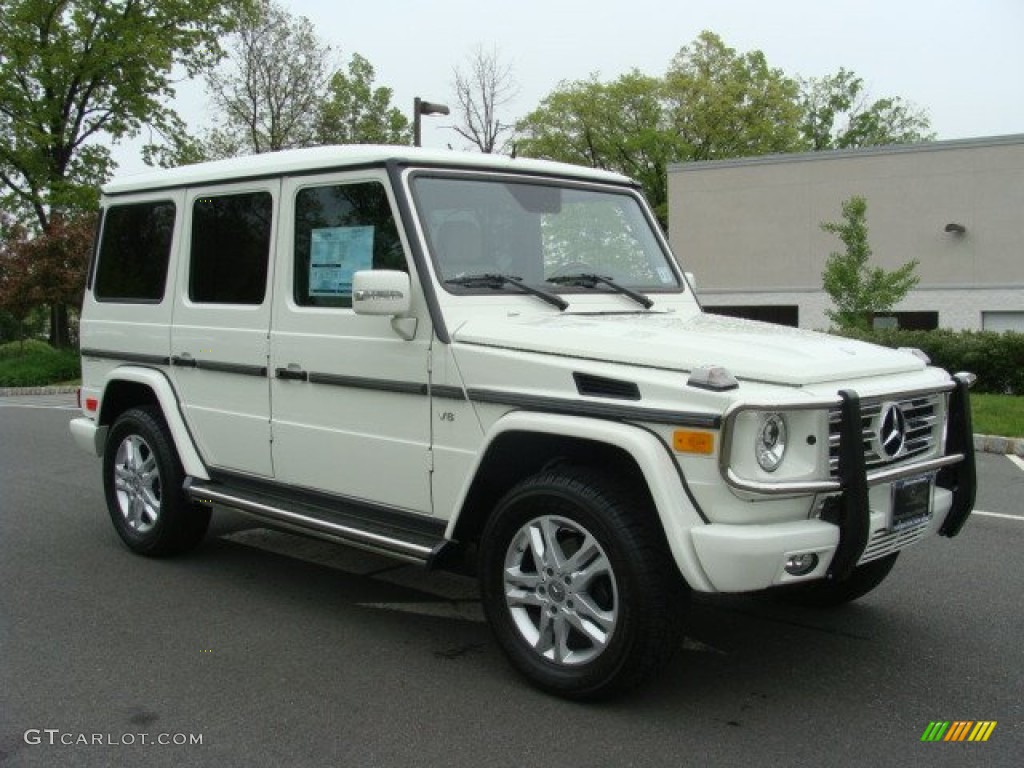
[275,366,308,382]
[171,353,197,368]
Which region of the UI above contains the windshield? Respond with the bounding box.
[411,175,682,294]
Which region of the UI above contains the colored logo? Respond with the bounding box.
[921,721,997,742]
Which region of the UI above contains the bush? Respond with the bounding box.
[0,340,80,387]
[832,328,1024,395]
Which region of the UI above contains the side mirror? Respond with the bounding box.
[352,270,411,316]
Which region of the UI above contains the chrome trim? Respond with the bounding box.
[719,381,959,496]
[723,469,841,496]
[865,454,964,486]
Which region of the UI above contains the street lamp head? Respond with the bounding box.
[413,97,450,147]
[417,100,450,116]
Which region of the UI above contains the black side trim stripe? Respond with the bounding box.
[305,371,466,400]
[80,348,170,366]
[192,360,268,377]
[467,388,721,429]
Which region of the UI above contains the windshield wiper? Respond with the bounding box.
[546,273,653,309]
[445,273,568,311]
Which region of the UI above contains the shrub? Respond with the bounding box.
[833,328,1024,395]
[0,340,80,387]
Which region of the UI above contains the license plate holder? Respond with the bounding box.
[890,474,934,531]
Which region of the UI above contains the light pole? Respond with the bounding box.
[413,97,449,147]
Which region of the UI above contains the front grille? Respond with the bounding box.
[828,393,944,477]
[859,518,931,564]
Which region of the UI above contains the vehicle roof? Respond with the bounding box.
[101,144,635,195]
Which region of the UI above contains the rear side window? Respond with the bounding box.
[94,201,176,302]
[293,182,405,308]
[189,191,273,305]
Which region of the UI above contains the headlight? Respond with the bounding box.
[755,412,787,472]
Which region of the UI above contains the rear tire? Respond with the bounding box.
[103,406,210,557]
[771,553,899,608]
[479,466,687,699]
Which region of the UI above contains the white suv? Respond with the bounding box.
[70,146,976,698]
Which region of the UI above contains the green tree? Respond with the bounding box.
[516,71,677,223]
[0,0,244,345]
[663,31,804,161]
[821,196,919,331]
[316,53,411,146]
[516,32,805,222]
[800,68,934,150]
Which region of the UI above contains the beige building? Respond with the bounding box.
[667,134,1024,331]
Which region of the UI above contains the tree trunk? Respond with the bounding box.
[49,303,70,348]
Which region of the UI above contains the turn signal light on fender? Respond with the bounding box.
[673,430,714,455]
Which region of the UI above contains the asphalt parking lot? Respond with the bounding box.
[1,396,1021,767]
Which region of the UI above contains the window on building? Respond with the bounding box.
[293,182,405,308]
[872,311,938,331]
[981,311,1024,333]
[189,191,273,305]
[94,201,176,302]
[705,305,799,327]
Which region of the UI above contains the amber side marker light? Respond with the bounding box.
[673,430,714,455]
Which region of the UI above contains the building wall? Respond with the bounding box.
[667,135,1024,330]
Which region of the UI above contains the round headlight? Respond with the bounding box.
[755,412,787,472]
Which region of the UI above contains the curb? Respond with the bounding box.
[0,385,79,397]
[973,434,1024,457]
[2,386,1022,457]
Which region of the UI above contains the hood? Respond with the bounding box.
[451,311,925,387]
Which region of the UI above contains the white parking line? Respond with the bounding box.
[973,510,1024,522]
[1008,455,1024,473]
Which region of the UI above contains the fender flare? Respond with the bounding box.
[446,410,714,592]
[98,366,210,480]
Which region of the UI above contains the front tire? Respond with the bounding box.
[103,406,210,557]
[479,467,687,699]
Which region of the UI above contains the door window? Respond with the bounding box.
[189,191,273,305]
[293,182,405,308]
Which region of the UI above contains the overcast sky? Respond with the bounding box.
[115,0,1024,173]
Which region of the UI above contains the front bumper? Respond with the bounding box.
[691,374,976,593]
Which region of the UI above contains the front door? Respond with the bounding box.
[269,171,433,513]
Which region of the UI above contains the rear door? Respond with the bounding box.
[169,182,279,477]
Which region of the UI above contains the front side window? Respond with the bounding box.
[412,176,681,293]
[189,191,273,305]
[293,182,405,308]
[94,200,176,302]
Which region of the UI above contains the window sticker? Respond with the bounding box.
[309,226,374,296]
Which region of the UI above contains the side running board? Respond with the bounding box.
[183,477,451,567]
